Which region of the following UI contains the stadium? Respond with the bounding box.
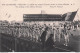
[0,10,80,52]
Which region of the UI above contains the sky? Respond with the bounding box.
[0,0,80,22]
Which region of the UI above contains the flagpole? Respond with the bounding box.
[77,8,79,21]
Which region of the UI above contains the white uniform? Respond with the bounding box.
[53,29,56,42]
[45,29,51,41]
[64,33,69,46]
[66,30,70,42]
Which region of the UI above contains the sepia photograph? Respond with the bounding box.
[0,0,80,52]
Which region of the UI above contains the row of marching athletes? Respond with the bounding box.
[0,23,70,46]
[40,24,70,51]
[0,24,47,41]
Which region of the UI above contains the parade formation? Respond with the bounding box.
[0,20,80,52]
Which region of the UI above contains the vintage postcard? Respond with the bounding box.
[0,0,80,52]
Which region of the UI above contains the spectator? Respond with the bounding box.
[40,27,48,49]
[45,34,54,51]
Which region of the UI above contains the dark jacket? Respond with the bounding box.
[40,31,47,42]
[45,36,54,48]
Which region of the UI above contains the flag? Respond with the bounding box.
[65,11,77,21]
